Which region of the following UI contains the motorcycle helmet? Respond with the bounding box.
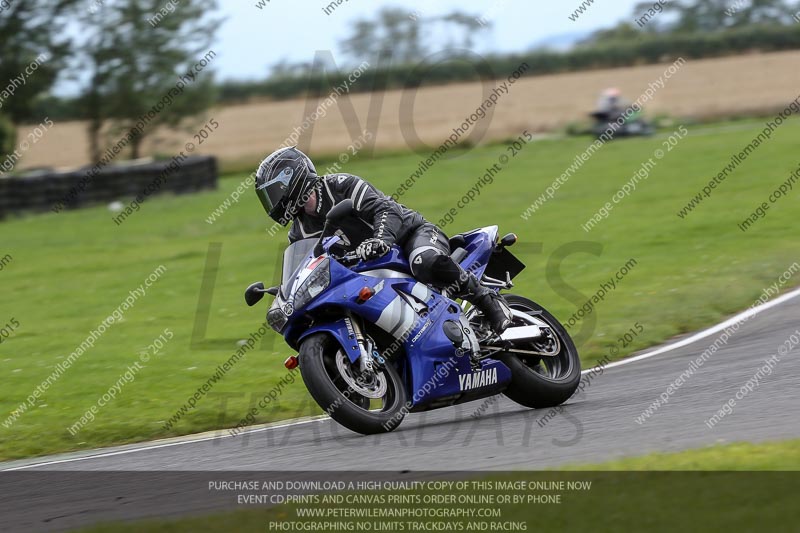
[255,146,318,225]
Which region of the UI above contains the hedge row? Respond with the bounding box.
[218,24,800,103]
[36,24,800,120]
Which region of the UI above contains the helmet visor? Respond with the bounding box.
[256,167,295,219]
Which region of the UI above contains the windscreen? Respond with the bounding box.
[281,238,317,294]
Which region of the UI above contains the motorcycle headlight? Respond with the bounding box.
[267,304,288,333]
[293,258,331,310]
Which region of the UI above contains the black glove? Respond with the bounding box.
[355,238,390,261]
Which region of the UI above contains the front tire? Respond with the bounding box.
[299,333,408,435]
[497,295,581,408]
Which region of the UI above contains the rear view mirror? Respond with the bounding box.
[244,282,266,306]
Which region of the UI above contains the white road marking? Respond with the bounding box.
[1,417,329,471]
[599,286,800,372]
[3,286,799,471]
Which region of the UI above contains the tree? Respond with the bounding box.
[630,0,798,33]
[581,22,645,45]
[730,0,798,26]
[0,0,79,124]
[439,11,487,50]
[583,0,800,45]
[340,20,378,67]
[339,8,490,66]
[0,114,15,162]
[82,0,220,161]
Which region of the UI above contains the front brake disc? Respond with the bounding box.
[335,351,387,399]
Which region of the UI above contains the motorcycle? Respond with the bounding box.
[590,108,654,139]
[245,200,581,434]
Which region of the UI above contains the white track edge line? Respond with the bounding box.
[4,285,800,471]
[599,286,800,371]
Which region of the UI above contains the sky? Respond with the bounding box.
[211,0,645,82]
[56,0,646,95]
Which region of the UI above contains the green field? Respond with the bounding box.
[1,118,799,460]
[560,438,800,470]
[79,439,800,532]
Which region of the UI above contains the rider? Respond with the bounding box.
[593,87,627,121]
[254,146,512,334]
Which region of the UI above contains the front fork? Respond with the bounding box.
[344,312,381,374]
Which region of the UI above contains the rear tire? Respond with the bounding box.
[299,333,408,434]
[497,295,581,408]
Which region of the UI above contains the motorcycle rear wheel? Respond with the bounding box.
[299,333,408,434]
[496,295,581,408]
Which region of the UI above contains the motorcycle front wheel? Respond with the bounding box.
[299,333,408,435]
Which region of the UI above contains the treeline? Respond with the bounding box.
[34,22,800,124]
[0,0,219,165]
[216,24,800,103]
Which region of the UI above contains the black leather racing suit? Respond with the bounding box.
[287,172,513,333]
[288,173,454,289]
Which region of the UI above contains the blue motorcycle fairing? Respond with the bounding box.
[280,225,513,410]
[351,246,411,275]
[348,225,498,279]
[408,357,512,411]
[303,262,420,339]
[297,318,362,363]
[282,260,415,353]
[351,225,498,277]
[457,225,498,279]
[390,284,513,408]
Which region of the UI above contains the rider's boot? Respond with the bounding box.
[455,271,513,335]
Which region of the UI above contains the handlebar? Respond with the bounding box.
[332,251,360,266]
